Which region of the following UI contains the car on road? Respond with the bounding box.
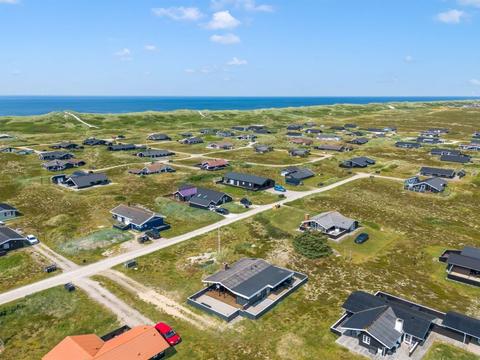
[26,234,39,245]
[354,233,369,244]
[155,322,181,346]
[274,185,286,192]
[215,207,230,215]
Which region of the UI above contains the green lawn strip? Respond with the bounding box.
[423,342,480,360]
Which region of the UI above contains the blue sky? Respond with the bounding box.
[1,0,480,96]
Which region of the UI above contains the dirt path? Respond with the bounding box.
[32,244,153,327]
[64,111,98,129]
[102,270,222,330]
[77,277,153,326]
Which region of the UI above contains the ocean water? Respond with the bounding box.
[0,96,477,116]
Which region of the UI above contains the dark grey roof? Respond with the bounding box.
[284,167,315,180]
[440,154,471,164]
[308,211,356,230]
[420,167,455,178]
[443,312,480,339]
[315,144,346,151]
[0,203,16,211]
[0,226,26,245]
[462,246,480,259]
[344,157,375,167]
[343,291,385,313]
[203,258,294,299]
[447,251,480,272]
[148,133,170,140]
[39,151,73,159]
[431,148,461,156]
[396,141,421,148]
[137,149,173,157]
[342,291,436,340]
[67,172,109,188]
[289,148,310,156]
[108,144,137,151]
[422,177,448,191]
[183,137,203,144]
[189,187,230,207]
[110,205,159,226]
[350,138,369,145]
[224,172,271,186]
[342,306,402,349]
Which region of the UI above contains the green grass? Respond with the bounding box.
[209,148,304,165]
[58,228,133,259]
[0,287,119,360]
[154,197,223,237]
[2,101,480,359]
[0,249,54,293]
[423,343,480,360]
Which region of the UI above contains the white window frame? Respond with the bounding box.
[362,334,371,345]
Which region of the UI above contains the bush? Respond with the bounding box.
[293,231,332,259]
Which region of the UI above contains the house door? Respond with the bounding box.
[404,334,413,345]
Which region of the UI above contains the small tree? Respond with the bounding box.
[293,231,332,259]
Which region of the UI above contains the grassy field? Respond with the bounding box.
[0,287,119,360]
[107,175,480,359]
[0,249,54,293]
[1,101,480,359]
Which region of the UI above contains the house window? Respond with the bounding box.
[362,335,371,345]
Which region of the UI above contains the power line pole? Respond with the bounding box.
[217,228,221,256]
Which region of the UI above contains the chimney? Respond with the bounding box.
[395,318,404,333]
[223,263,229,271]
[304,214,310,221]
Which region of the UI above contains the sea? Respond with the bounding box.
[0,96,477,116]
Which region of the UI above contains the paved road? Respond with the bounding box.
[0,172,376,306]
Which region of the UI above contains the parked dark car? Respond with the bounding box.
[145,229,161,240]
[215,207,230,215]
[138,235,149,244]
[354,233,369,244]
[64,283,76,292]
[44,264,58,273]
[240,198,252,208]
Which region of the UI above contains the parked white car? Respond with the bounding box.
[26,235,39,245]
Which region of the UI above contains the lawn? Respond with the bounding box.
[0,287,119,360]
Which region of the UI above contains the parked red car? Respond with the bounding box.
[155,322,181,346]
